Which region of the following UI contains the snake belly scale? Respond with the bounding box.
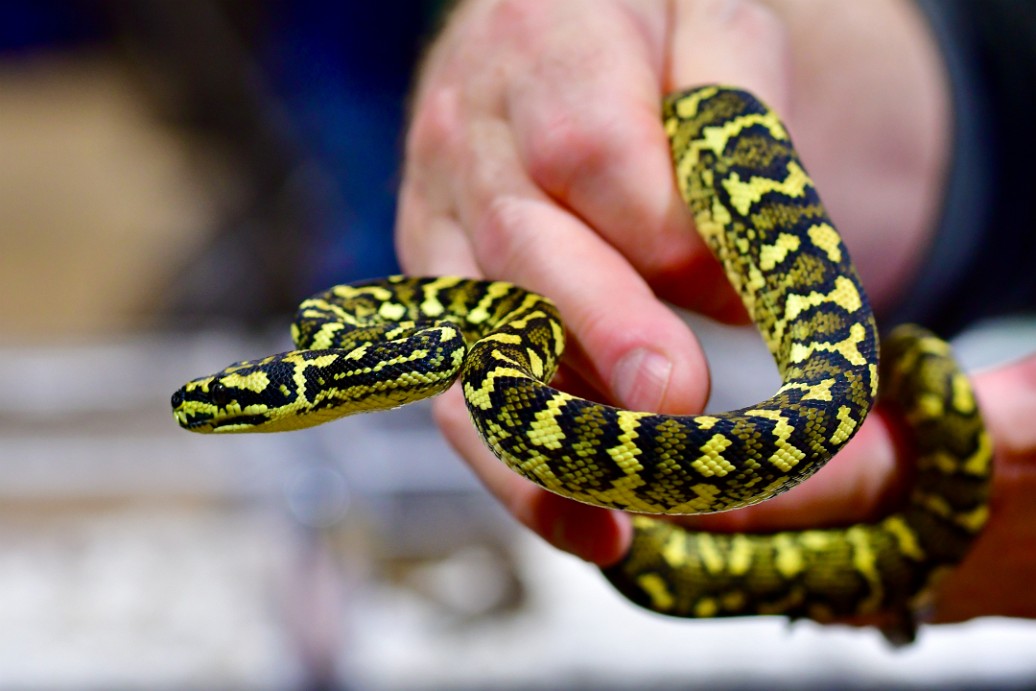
[172,86,991,638]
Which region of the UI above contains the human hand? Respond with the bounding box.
[397,0,955,578]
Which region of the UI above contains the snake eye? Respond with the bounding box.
[171,388,185,409]
[209,381,232,408]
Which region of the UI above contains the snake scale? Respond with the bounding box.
[172,86,992,642]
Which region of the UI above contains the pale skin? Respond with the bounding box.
[396,0,1036,624]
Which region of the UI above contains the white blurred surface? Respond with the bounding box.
[0,317,1033,689]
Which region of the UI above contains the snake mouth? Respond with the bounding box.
[176,409,273,433]
[174,409,216,432]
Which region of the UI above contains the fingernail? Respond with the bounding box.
[611,347,672,411]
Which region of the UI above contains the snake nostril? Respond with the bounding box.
[171,388,185,409]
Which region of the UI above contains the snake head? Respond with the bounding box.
[171,354,300,433]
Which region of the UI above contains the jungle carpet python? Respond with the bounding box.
[172,86,992,643]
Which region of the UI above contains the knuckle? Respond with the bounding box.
[727,0,783,37]
[406,85,463,164]
[522,107,613,199]
[394,183,425,270]
[471,193,539,277]
[723,0,785,53]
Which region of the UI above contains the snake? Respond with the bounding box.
[172,85,992,642]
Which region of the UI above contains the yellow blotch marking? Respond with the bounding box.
[528,395,569,450]
[694,598,719,617]
[372,348,429,372]
[467,281,513,324]
[799,530,832,552]
[526,348,545,379]
[636,574,675,611]
[722,161,810,217]
[605,411,648,471]
[672,85,718,120]
[695,533,725,575]
[692,434,736,477]
[700,112,789,158]
[954,504,990,533]
[924,450,964,475]
[847,525,883,613]
[914,491,954,521]
[773,534,803,578]
[306,322,345,350]
[283,352,340,387]
[829,405,858,445]
[807,223,842,262]
[661,531,689,567]
[377,301,407,321]
[419,296,444,317]
[340,283,392,301]
[462,365,532,410]
[759,233,801,271]
[951,373,976,413]
[917,392,945,420]
[343,343,369,360]
[580,411,653,509]
[221,371,271,394]
[178,399,216,418]
[419,276,463,317]
[779,378,834,402]
[480,332,523,346]
[727,535,753,577]
[746,409,805,473]
[881,516,924,561]
[501,307,550,331]
[963,432,994,476]
[550,318,566,357]
[789,321,870,367]
[785,276,863,322]
[695,416,721,430]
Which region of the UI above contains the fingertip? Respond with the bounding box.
[668,0,791,114]
[590,303,711,416]
[610,346,674,413]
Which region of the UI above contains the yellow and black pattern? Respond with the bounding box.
[172,86,991,636]
[172,276,563,434]
[602,324,991,642]
[457,86,880,515]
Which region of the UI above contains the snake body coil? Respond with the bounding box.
[173,86,991,641]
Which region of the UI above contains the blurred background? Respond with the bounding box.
[2,1,1036,689]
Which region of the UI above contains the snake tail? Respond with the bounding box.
[601,325,991,641]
